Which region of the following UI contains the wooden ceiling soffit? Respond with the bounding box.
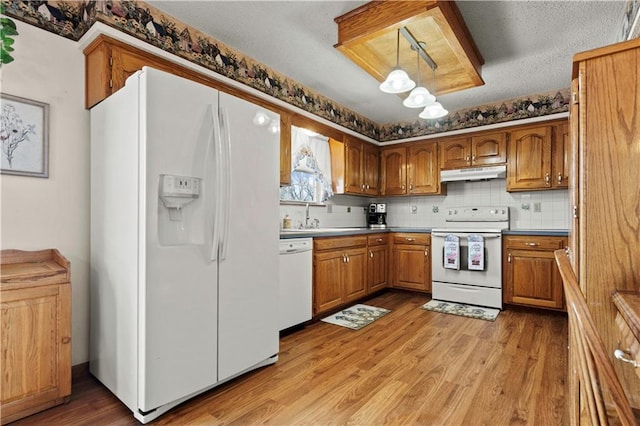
[334,1,485,97]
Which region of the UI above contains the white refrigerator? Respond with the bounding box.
[89,67,280,423]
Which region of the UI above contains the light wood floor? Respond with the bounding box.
[12,291,568,425]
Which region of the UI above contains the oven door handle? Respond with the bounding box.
[431,232,501,238]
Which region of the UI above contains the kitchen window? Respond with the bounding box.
[280,126,333,203]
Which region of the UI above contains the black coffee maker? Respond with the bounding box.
[367,203,387,229]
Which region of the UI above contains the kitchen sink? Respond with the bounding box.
[280,227,367,233]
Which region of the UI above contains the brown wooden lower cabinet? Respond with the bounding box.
[391,233,431,292]
[503,235,567,310]
[0,249,72,425]
[367,234,389,293]
[313,236,367,315]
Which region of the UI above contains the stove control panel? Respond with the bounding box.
[444,206,509,222]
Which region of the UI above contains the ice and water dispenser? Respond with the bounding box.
[157,174,205,246]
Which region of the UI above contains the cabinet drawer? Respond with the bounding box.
[367,234,389,246]
[314,235,367,251]
[504,236,565,250]
[392,233,430,245]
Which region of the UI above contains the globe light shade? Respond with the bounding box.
[379,69,416,94]
[419,102,449,119]
[402,86,436,108]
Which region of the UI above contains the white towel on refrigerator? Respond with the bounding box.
[444,235,460,270]
[468,234,485,271]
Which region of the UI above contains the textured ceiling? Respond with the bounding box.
[147,1,626,125]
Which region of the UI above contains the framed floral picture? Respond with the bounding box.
[1,93,49,178]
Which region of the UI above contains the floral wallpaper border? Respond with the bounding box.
[3,0,571,142]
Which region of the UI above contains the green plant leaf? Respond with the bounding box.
[1,17,17,30]
[3,38,15,47]
[1,51,15,65]
[1,27,19,36]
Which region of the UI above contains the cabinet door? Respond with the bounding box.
[343,247,367,302]
[471,131,507,166]
[1,283,71,421]
[363,143,380,196]
[344,137,364,194]
[552,122,569,189]
[505,249,564,309]
[393,244,430,292]
[439,137,470,169]
[280,113,292,186]
[408,142,441,194]
[380,147,407,195]
[314,251,345,314]
[368,244,389,293]
[507,125,552,191]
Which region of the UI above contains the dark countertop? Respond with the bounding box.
[503,229,569,236]
[280,227,568,239]
[279,227,433,239]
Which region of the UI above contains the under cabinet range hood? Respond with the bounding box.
[440,165,507,182]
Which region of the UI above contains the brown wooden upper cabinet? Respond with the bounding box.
[507,121,568,191]
[344,136,380,196]
[439,131,507,170]
[552,122,569,189]
[380,141,444,196]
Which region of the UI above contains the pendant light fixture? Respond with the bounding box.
[379,29,415,94]
[419,66,448,119]
[403,44,436,108]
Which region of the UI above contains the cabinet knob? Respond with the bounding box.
[424,248,429,256]
[342,254,347,263]
[472,155,476,162]
[406,238,415,242]
[526,242,539,247]
[376,238,383,243]
[401,184,405,190]
[465,155,471,164]
[557,173,563,184]
[508,252,512,263]
[614,349,639,368]
[369,250,374,259]
[544,173,551,186]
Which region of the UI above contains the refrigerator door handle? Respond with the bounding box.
[210,103,223,261]
[218,106,232,261]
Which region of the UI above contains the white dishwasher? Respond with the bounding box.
[279,237,313,331]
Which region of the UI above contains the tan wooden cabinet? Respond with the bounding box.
[313,236,367,315]
[367,234,389,293]
[380,141,444,196]
[506,124,553,191]
[506,120,569,191]
[391,233,431,292]
[0,249,71,424]
[343,136,379,196]
[569,38,640,410]
[552,122,569,189]
[503,235,566,310]
[439,131,506,170]
[380,146,407,195]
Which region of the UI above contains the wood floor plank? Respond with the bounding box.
[9,291,567,425]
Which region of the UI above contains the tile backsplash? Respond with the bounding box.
[279,180,569,231]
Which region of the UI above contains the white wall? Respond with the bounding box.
[0,21,90,365]
[384,179,569,230]
[280,180,569,231]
